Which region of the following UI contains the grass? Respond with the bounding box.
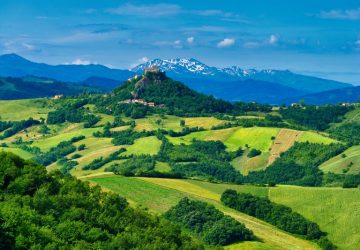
[0,99,53,121]
[297,131,336,144]
[89,176,185,213]
[31,126,101,151]
[134,115,225,132]
[88,176,319,250]
[268,129,302,165]
[269,185,360,250]
[166,127,238,145]
[0,147,34,159]
[320,145,360,174]
[231,152,270,175]
[123,136,162,156]
[225,127,280,152]
[154,161,171,172]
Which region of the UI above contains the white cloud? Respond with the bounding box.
[174,40,182,48]
[268,34,279,45]
[319,8,360,20]
[22,42,35,50]
[71,59,93,65]
[130,57,150,68]
[107,4,181,17]
[187,36,195,44]
[217,38,235,48]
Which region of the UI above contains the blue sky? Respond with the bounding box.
[0,0,359,84]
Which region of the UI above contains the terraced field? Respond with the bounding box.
[320,145,360,174]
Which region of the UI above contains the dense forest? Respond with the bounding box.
[0,152,203,249]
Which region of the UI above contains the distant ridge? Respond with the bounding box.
[0,54,354,104]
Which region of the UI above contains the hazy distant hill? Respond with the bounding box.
[0,76,99,100]
[0,54,353,104]
[0,53,134,83]
[283,86,360,104]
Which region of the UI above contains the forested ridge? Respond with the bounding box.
[0,152,203,249]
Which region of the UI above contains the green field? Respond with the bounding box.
[0,99,53,121]
[231,152,270,175]
[134,115,225,132]
[32,126,101,151]
[269,186,360,250]
[320,145,360,174]
[297,131,337,144]
[89,176,319,250]
[166,127,238,145]
[0,147,34,159]
[225,127,280,152]
[123,136,162,156]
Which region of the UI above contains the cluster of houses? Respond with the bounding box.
[119,99,156,107]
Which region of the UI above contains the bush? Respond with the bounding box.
[165,198,254,246]
[247,148,261,158]
[221,190,326,240]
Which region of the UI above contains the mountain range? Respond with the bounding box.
[0,53,357,104]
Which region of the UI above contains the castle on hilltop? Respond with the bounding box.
[144,66,161,74]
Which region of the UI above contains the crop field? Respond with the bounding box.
[320,145,360,174]
[166,127,238,145]
[269,186,360,250]
[123,136,162,156]
[225,127,280,152]
[0,99,54,121]
[297,131,336,144]
[268,129,302,165]
[134,115,225,132]
[89,176,319,250]
[231,152,270,175]
[31,127,101,151]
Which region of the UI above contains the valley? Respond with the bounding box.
[0,69,359,249]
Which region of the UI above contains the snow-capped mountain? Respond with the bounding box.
[131,58,351,93]
[132,58,220,76]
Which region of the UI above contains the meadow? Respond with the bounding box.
[320,145,360,174]
[0,99,53,121]
[269,185,360,250]
[89,176,320,250]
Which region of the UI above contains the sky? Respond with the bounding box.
[0,0,359,84]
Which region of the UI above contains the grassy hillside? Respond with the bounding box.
[320,145,360,174]
[225,127,280,152]
[0,99,53,121]
[89,176,319,250]
[269,186,360,250]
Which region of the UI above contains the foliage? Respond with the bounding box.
[246,142,346,186]
[280,105,351,131]
[221,190,328,241]
[0,118,40,139]
[83,148,126,170]
[164,197,254,246]
[33,137,85,166]
[247,148,262,158]
[0,152,203,249]
[328,122,360,144]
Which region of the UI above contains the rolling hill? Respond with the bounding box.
[283,86,360,104]
[0,76,99,99]
[0,54,354,104]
